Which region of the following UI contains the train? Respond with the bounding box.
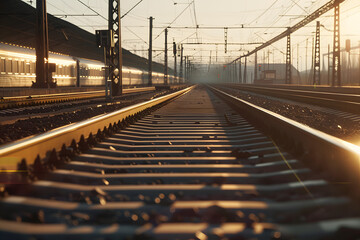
[0,42,182,88]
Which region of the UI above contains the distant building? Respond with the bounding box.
[253,63,301,84]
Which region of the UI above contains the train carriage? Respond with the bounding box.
[0,42,174,88]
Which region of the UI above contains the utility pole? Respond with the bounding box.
[187,58,191,82]
[164,28,168,85]
[268,49,270,70]
[173,42,177,84]
[224,27,228,53]
[310,36,315,84]
[254,51,258,81]
[306,38,309,83]
[148,16,153,86]
[180,44,183,81]
[263,51,266,70]
[233,61,237,83]
[108,0,122,96]
[244,57,247,83]
[285,31,292,84]
[313,21,321,85]
[239,58,242,83]
[332,2,341,86]
[216,44,218,62]
[328,44,331,85]
[208,51,212,72]
[35,0,49,88]
[184,56,187,81]
[297,43,300,77]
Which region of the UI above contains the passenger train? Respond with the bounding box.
[0,42,181,87]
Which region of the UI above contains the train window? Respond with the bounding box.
[25,62,30,74]
[0,58,5,73]
[20,61,25,74]
[70,65,75,76]
[58,65,63,75]
[17,61,21,74]
[6,59,12,73]
[63,66,68,76]
[12,60,18,73]
[30,62,35,74]
[55,65,59,75]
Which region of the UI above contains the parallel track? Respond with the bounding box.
[0,87,156,109]
[0,85,359,239]
[225,84,360,114]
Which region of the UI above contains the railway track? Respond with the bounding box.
[0,87,156,109]
[0,85,359,239]
[225,84,360,114]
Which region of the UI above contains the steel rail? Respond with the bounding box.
[224,84,360,114]
[0,86,194,170]
[0,87,157,109]
[0,85,359,239]
[209,86,360,191]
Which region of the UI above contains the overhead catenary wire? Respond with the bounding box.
[154,1,194,40]
[76,0,107,21]
[121,0,144,19]
[247,0,280,25]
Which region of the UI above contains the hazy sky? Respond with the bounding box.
[22,0,360,68]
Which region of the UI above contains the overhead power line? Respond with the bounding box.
[154,1,194,40]
[121,0,143,19]
[230,0,346,64]
[248,0,280,25]
[76,0,107,21]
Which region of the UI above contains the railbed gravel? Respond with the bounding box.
[0,89,179,145]
[218,86,360,144]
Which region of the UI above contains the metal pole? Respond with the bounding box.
[328,44,331,85]
[285,31,292,84]
[189,60,191,82]
[164,28,168,85]
[35,0,48,88]
[306,38,308,83]
[184,56,187,82]
[254,51,258,81]
[43,0,50,87]
[180,45,183,81]
[108,0,122,96]
[348,47,351,85]
[332,3,341,86]
[239,58,242,83]
[148,16,153,86]
[268,49,270,70]
[103,47,109,97]
[313,21,321,85]
[173,42,177,84]
[244,57,247,84]
[234,60,237,83]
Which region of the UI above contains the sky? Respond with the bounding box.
[22,0,360,71]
